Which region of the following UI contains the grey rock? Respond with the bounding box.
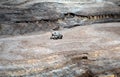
[0,1,119,35]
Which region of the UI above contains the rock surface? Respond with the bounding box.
[0,22,120,77]
[0,0,120,77]
[0,0,119,35]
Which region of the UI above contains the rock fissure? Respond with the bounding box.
[14,13,120,24]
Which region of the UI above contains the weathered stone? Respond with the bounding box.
[0,0,119,35]
[0,0,120,77]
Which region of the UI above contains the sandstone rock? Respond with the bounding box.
[0,1,120,76]
[0,1,119,35]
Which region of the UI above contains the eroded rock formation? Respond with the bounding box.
[0,0,119,35]
[0,0,120,77]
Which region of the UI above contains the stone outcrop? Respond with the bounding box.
[0,0,119,35]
